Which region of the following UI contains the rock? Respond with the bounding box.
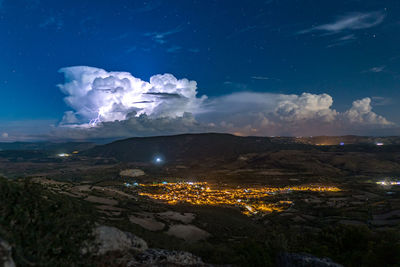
[277,252,343,267]
[120,169,145,177]
[84,195,118,206]
[0,238,15,267]
[128,248,206,266]
[292,216,306,223]
[166,224,210,242]
[94,225,148,255]
[129,215,165,231]
[157,211,195,224]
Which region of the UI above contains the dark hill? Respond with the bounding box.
[86,133,400,163]
[85,134,400,177]
[85,133,286,163]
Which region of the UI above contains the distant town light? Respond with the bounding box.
[57,153,70,157]
[340,142,344,146]
[376,142,384,146]
[376,180,400,186]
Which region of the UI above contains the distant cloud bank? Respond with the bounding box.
[47,66,398,140]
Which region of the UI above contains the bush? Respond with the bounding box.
[0,178,96,266]
[300,225,400,267]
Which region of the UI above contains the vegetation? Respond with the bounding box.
[0,178,96,266]
[304,225,400,267]
[259,224,400,267]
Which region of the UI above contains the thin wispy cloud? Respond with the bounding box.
[125,46,137,53]
[39,16,64,30]
[361,65,386,73]
[188,48,200,53]
[251,76,281,82]
[337,34,356,41]
[252,76,270,80]
[112,32,130,41]
[299,11,385,34]
[369,66,386,73]
[223,81,248,90]
[326,34,357,48]
[227,25,270,39]
[130,0,163,14]
[167,45,182,53]
[144,25,184,44]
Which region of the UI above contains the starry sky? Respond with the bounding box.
[0,0,399,141]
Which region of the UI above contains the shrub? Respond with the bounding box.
[0,178,96,266]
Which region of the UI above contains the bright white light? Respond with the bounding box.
[377,180,400,186]
[57,153,70,157]
[376,142,384,146]
[155,157,162,163]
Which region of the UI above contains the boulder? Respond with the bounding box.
[120,169,145,177]
[166,224,210,242]
[128,248,206,266]
[157,211,195,224]
[129,215,165,231]
[277,252,343,267]
[0,238,15,267]
[94,225,148,255]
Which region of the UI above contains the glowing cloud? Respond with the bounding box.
[54,66,396,140]
[58,66,206,126]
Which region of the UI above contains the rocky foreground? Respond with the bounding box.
[1,175,398,266]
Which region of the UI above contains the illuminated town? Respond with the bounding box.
[137,182,340,215]
[376,180,400,186]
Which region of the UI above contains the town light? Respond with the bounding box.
[137,182,340,216]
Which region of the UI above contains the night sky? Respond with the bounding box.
[0,0,399,141]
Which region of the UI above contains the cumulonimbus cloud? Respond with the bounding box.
[54,66,396,140]
[58,66,206,126]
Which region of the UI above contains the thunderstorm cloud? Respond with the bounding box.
[58,66,206,126]
[53,66,397,140]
